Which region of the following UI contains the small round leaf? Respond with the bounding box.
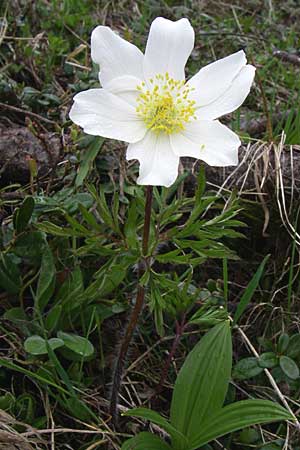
[24,336,64,355]
[232,357,263,380]
[277,334,289,353]
[258,352,278,369]
[57,332,94,357]
[279,355,299,380]
[286,334,300,359]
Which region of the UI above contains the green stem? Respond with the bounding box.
[110,185,153,425]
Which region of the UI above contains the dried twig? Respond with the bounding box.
[0,102,57,125]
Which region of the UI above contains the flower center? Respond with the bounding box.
[136,73,196,134]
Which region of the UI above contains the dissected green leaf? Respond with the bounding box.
[121,432,172,450]
[170,321,232,439]
[189,400,293,449]
[37,221,82,237]
[279,356,299,380]
[55,266,84,312]
[78,203,102,231]
[124,199,138,249]
[82,258,130,301]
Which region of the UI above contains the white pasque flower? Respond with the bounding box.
[69,17,255,187]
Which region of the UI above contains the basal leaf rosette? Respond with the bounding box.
[69,17,255,187]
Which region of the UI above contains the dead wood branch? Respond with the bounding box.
[273,50,300,67]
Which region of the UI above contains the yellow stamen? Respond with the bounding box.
[135,73,196,134]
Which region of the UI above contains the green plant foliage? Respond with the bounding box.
[1,3,300,446]
[279,356,299,380]
[234,332,300,384]
[13,196,35,234]
[57,332,94,358]
[122,323,293,449]
[233,357,263,380]
[24,336,64,355]
[188,400,292,449]
[122,432,172,450]
[233,254,270,325]
[75,137,104,187]
[170,322,232,439]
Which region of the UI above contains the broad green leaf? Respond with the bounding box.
[232,357,263,380]
[83,259,129,301]
[189,400,293,449]
[170,321,232,439]
[279,356,299,380]
[57,332,94,357]
[123,407,188,450]
[36,243,56,310]
[24,336,64,355]
[233,255,270,325]
[75,137,104,187]
[121,432,172,450]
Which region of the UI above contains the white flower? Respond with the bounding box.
[69,17,255,187]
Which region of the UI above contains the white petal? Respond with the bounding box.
[126,132,179,187]
[188,50,247,105]
[104,75,142,106]
[69,89,146,143]
[197,65,256,120]
[170,120,240,166]
[143,17,194,81]
[91,26,144,87]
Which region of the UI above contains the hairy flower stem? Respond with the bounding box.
[154,316,186,398]
[110,185,153,425]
